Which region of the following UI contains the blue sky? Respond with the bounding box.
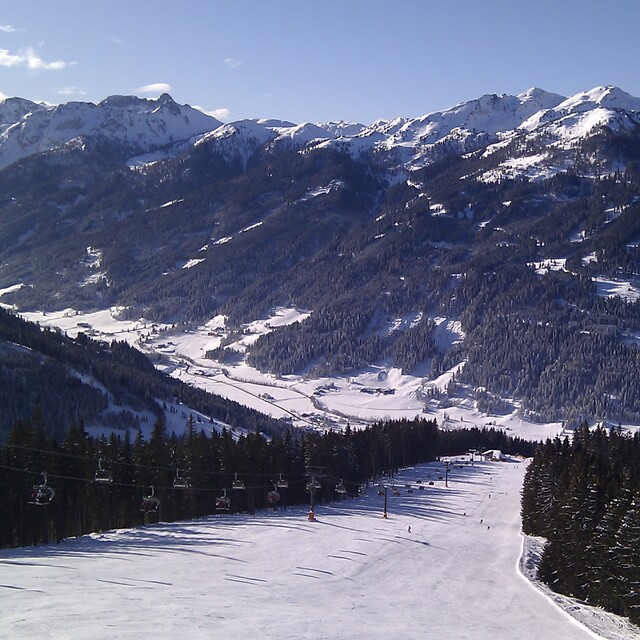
[1,0,638,124]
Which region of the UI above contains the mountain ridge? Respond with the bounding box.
[0,84,637,173]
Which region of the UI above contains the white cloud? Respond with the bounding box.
[0,46,71,70]
[194,105,230,121]
[0,25,17,33]
[137,82,172,95]
[0,49,21,67]
[56,86,87,96]
[224,57,242,69]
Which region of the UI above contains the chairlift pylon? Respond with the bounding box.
[29,471,55,506]
[305,466,324,492]
[306,478,322,491]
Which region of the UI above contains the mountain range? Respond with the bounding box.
[1,85,639,428]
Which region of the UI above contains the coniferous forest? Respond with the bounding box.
[0,415,533,549]
[521,425,640,624]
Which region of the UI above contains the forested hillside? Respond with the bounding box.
[0,308,285,442]
[522,425,640,623]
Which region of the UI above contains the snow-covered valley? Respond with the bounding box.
[17,305,568,443]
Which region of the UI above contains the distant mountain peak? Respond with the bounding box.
[0,93,223,170]
[556,85,640,112]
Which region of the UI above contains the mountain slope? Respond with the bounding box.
[1,86,640,426]
[1,459,634,639]
[0,307,286,442]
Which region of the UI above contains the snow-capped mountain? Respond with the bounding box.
[1,85,640,428]
[0,93,222,170]
[520,85,640,140]
[0,85,637,176]
[246,84,632,176]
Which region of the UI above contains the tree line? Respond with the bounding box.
[0,414,534,549]
[521,424,640,624]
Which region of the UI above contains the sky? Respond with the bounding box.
[0,0,639,125]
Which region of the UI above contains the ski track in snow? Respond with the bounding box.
[1,460,636,640]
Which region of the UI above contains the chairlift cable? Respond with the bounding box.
[0,462,305,494]
[1,443,303,480]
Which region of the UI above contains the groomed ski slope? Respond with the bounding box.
[1,459,636,640]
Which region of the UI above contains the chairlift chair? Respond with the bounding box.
[216,488,231,511]
[173,469,190,489]
[94,459,113,484]
[232,473,245,490]
[276,474,289,489]
[29,471,55,506]
[336,480,347,495]
[141,485,160,513]
[267,486,281,505]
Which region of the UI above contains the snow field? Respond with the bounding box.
[0,459,619,640]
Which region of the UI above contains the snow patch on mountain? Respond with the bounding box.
[594,278,640,301]
[181,258,205,270]
[301,179,344,200]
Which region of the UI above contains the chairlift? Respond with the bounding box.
[173,469,190,489]
[232,472,245,490]
[336,479,347,495]
[29,471,55,506]
[216,488,231,511]
[306,478,322,491]
[276,473,289,489]
[267,486,281,505]
[141,485,160,513]
[94,458,113,484]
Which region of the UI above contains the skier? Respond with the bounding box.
[408,525,411,533]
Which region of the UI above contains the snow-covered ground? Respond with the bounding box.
[11,305,573,443]
[2,458,637,639]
